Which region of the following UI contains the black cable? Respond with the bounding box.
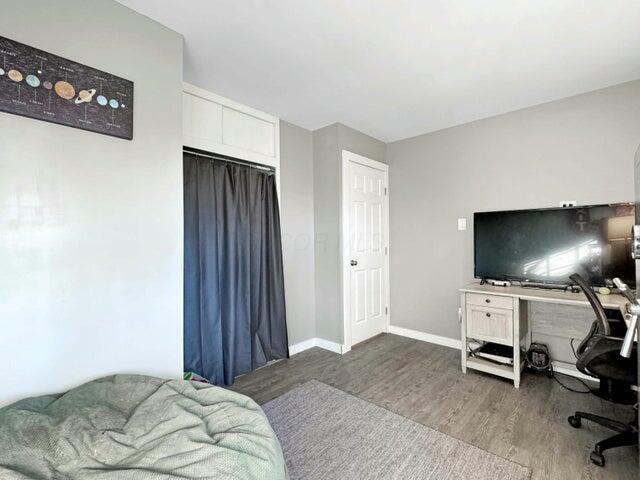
[473,340,596,395]
[524,341,595,394]
[570,338,578,360]
[552,368,593,394]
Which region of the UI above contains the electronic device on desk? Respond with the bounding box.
[468,341,523,367]
[480,279,511,287]
[474,203,635,290]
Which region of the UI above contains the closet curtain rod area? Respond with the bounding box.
[183,147,275,172]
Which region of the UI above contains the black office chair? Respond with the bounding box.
[566,273,638,467]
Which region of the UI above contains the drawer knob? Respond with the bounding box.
[485,298,491,303]
[486,312,491,317]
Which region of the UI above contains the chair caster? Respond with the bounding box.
[590,450,605,467]
[568,416,581,428]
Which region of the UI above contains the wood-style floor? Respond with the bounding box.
[232,333,638,480]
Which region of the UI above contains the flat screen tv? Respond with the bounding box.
[474,203,635,288]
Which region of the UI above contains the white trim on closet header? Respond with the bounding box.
[182,82,281,200]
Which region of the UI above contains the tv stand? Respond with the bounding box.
[459,282,630,388]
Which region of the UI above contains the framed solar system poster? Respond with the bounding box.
[0,36,133,140]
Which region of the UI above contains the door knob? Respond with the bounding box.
[350,260,358,266]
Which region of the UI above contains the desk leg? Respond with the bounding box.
[513,298,520,388]
[460,292,467,374]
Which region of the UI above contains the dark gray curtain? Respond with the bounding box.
[183,152,288,385]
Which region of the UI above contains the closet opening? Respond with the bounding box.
[182,148,288,385]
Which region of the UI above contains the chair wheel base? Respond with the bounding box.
[590,451,605,467]
[568,415,581,428]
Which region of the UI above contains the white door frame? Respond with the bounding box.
[340,150,390,353]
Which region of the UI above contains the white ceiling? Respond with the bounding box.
[118,0,640,142]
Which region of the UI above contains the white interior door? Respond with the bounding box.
[343,151,389,347]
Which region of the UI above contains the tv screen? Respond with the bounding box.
[474,203,635,288]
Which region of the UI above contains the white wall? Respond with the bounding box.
[0,0,184,406]
[387,80,640,341]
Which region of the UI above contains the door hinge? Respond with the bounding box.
[385,306,388,315]
[384,187,387,196]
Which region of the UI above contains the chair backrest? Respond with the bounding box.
[569,273,610,336]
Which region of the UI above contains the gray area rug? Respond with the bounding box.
[263,380,531,480]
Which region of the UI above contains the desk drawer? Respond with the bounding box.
[466,293,513,310]
[466,305,514,346]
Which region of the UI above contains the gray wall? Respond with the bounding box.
[280,121,316,345]
[312,124,340,341]
[337,123,387,164]
[313,123,386,343]
[0,0,183,405]
[387,80,640,341]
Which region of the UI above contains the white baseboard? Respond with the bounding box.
[290,332,636,391]
[288,338,349,356]
[389,325,462,350]
[316,338,349,354]
[552,361,599,383]
[388,327,603,385]
[288,338,317,356]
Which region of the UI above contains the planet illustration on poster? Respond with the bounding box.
[74,88,96,104]
[0,35,133,140]
[54,80,75,100]
[8,69,23,82]
[25,74,40,87]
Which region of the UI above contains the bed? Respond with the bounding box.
[0,374,287,479]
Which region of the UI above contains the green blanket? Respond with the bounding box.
[0,375,286,480]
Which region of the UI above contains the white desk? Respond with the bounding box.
[459,282,630,388]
